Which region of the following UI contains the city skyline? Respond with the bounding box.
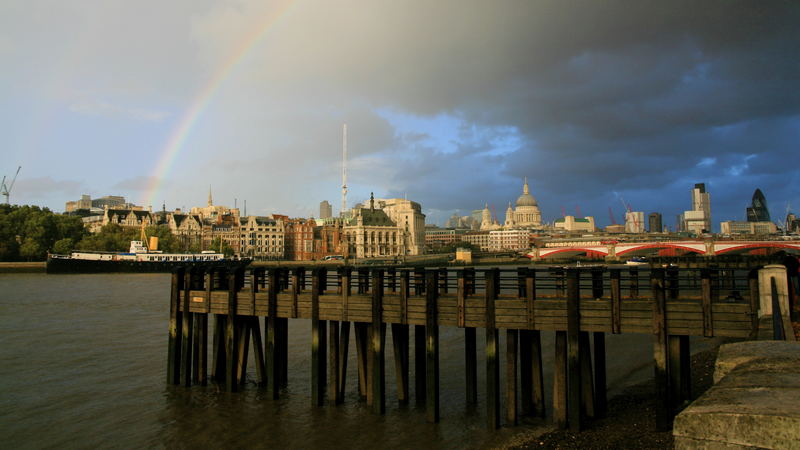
[2,1,799,228]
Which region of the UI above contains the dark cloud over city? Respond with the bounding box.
[2,1,798,227]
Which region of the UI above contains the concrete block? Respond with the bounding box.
[714,341,800,383]
[674,341,800,449]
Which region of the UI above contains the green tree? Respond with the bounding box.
[144,225,181,253]
[210,237,234,257]
[19,237,43,261]
[75,223,138,252]
[0,204,90,261]
[52,238,75,255]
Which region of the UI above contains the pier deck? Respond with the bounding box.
[166,265,766,431]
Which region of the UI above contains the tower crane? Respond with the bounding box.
[1,166,21,205]
[608,207,617,225]
[619,195,640,231]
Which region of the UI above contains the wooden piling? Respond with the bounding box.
[459,268,478,405]
[372,269,386,415]
[355,321,369,400]
[167,268,184,385]
[553,330,567,429]
[329,319,340,405]
[266,268,280,398]
[465,327,477,405]
[392,323,409,405]
[312,268,327,406]
[593,332,606,416]
[566,268,581,431]
[425,270,440,422]
[701,269,713,337]
[610,269,621,334]
[415,324,426,406]
[651,268,672,431]
[338,321,350,400]
[236,315,250,385]
[225,268,239,392]
[579,331,595,419]
[506,329,518,425]
[485,268,500,430]
[629,267,639,299]
[748,269,760,338]
[181,268,194,387]
[591,267,603,299]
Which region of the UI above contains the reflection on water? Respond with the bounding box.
[0,273,705,448]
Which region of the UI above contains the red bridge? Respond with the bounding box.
[527,240,800,260]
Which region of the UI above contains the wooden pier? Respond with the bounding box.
[166,264,762,431]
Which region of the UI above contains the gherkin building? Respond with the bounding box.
[746,189,770,222]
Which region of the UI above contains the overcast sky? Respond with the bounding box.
[2,1,798,229]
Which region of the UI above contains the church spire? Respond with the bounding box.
[208,185,213,207]
[523,177,529,195]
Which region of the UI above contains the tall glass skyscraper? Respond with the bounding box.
[746,189,770,222]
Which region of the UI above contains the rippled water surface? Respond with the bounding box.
[1,273,681,449]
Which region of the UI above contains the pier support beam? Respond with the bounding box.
[266,268,281,398]
[414,324,426,406]
[311,268,327,406]
[485,268,500,430]
[465,327,477,405]
[425,270,440,423]
[181,268,194,387]
[506,329,518,425]
[554,330,567,429]
[355,322,369,401]
[593,332,607,416]
[566,268,581,431]
[371,269,386,415]
[225,268,241,392]
[651,268,672,430]
[392,323,409,405]
[167,267,184,385]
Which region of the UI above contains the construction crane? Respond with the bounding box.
[1,166,21,205]
[608,207,617,225]
[341,124,348,217]
[619,195,640,231]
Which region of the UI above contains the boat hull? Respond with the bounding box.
[46,257,249,274]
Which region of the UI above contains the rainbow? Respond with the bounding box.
[143,0,296,208]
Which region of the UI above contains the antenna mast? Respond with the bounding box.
[341,124,348,217]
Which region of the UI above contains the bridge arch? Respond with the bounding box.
[540,247,608,259]
[715,243,800,255]
[616,243,705,256]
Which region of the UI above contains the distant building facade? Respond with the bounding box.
[488,229,530,252]
[648,212,663,233]
[240,216,285,259]
[462,231,491,251]
[554,215,596,233]
[720,221,778,235]
[66,194,136,214]
[374,197,426,255]
[625,211,645,233]
[425,228,467,248]
[342,194,406,258]
[319,200,333,219]
[284,218,315,261]
[683,183,711,234]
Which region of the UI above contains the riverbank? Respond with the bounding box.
[504,345,721,449]
[0,262,45,273]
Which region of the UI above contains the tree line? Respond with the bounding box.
[0,204,202,261]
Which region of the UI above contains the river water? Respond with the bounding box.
[1,273,701,448]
